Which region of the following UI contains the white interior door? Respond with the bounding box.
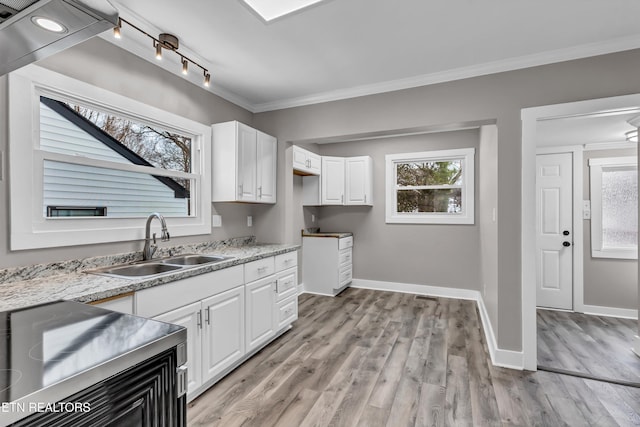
[536,153,573,310]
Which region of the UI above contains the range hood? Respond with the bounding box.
[0,0,118,76]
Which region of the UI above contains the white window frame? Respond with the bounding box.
[589,156,638,260]
[8,65,212,250]
[385,148,475,224]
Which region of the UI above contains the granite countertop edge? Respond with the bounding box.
[0,243,300,312]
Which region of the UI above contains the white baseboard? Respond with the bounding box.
[350,278,480,300]
[581,304,638,320]
[633,336,640,358]
[351,278,524,370]
[476,295,524,370]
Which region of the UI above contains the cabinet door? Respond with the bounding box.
[292,145,308,171]
[307,151,321,175]
[154,301,202,395]
[201,286,245,383]
[237,122,257,201]
[257,131,277,204]
[345,156,372,205]
[245,276,276,352]
[321,156,345,205]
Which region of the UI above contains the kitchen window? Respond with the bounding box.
[385,148,475,224]
[589,156,638,259]
[8,65,211,250]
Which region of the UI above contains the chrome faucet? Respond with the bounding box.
[143,212,170,261]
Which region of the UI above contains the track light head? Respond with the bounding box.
[182,58,188,75]
[204,72,211,87]
[113,18,121,39]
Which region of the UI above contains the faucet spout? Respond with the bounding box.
[143,212,170,261]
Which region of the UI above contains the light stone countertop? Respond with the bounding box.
[0,241,299,312]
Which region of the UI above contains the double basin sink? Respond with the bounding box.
[86,254,233,279]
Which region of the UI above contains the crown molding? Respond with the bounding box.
[100,4,640,114]
[253,34,640,112]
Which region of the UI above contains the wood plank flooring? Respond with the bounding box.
[187,288,640,426]
[537,308,640,385]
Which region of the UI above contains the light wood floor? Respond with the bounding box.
[187,288,640,426]
[537,308,640,384]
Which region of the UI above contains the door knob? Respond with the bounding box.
[563,230,570,236]
[562,241,571,247]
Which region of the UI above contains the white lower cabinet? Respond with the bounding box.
[136,251,298,401]
[202,286,245,381]
[245,276,276,352]
[153,289,245,398]
[154,301,203,394]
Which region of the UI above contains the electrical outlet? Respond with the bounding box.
[247,216,252,227]
[212,215,222,227]
[311,214,315,223]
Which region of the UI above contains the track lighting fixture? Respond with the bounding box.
[115,17,212,87]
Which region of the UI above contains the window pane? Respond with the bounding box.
[396,160,462,186]
[43,160,191,218]
[397,189,462,213]
[39,97,191,173]
[601,169,638,249]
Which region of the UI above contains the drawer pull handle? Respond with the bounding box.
[257,266,268,272]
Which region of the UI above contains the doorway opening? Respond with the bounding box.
[522,94,640,374]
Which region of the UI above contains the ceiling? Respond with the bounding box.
[536,110,640,147]
[106,0,640,113]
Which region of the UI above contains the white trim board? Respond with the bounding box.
[350,278,524,370]
[581,305,638,320]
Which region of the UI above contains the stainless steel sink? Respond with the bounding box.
[160,254,230,266]
[85,254,234,279]
[92,263,183,278]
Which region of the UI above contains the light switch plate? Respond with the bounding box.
[582,200,591,220]
[212,215,222,227]
[247,216,252,227]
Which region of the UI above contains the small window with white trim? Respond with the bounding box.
[589,156,638,259]
[385,148,475,224]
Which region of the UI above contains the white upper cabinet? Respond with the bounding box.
[314,155,372,206]
[292,145,321,176]
[212,121,277,204]
[257,131,277,203]
[345,156,372,205]
[321,156,345,205]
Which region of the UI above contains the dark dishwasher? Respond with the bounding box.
[0,301,187,427]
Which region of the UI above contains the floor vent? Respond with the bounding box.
[415,295,438,301]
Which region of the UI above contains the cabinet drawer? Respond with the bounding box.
[276,294,298,330]
[276,271,297,300]
[338,236,353,250]
[275,251,297,272]
[244,257,275,283]
[338,265,352,288]
[338,248,352,266]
